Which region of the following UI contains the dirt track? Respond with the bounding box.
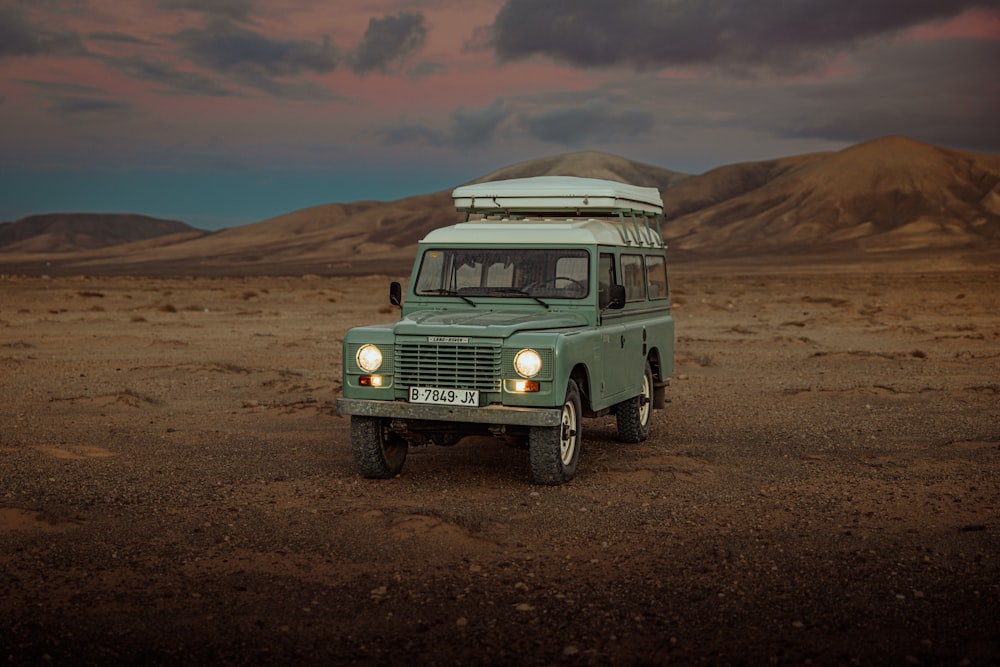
[1,267,998,665]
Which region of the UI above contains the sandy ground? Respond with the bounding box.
[1,266,998,665]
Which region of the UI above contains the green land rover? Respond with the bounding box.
[337,176,674,484]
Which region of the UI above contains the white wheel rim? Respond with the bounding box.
[559,400,577,465]
[638,373,651,426]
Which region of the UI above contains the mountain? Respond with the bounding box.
[0,213,205,254]
[1,139,998,276]
[472,151,690,194]
[660,136,1000,257]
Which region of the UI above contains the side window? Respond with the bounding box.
[646,254,668,300]
[621,254,646,302]
[599,253,616,305]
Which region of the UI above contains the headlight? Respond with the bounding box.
[356,344,383,372]
[513,348,542,378]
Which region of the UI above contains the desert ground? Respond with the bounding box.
[1,263,998,665]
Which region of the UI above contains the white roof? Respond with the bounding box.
[453,176,663,215]
[421,218,663,248]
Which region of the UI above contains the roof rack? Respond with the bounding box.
[452,176,665,248]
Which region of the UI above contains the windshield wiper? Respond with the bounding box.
[489,288,549,309]
[425,289,476,307]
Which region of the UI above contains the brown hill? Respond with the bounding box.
[661,136,1000,258]
[1,140,998,276]
[0,213,204,254]
[0,152,686,276]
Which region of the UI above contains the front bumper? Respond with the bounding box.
[337,398,562,427]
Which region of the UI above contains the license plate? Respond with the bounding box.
[408,387,479,406]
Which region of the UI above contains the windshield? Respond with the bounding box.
[414,248,590,300]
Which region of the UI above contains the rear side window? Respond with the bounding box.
[621,254,645,302]
[599,253,616,305]
[646,254,668,300]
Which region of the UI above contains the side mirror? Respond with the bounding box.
[605,284,626,310]
[389,281,402,306]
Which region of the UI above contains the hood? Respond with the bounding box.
[395,309,588,338]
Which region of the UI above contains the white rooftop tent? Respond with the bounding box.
[452,176,663,216]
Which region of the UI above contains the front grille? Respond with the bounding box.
[396,341,501,391]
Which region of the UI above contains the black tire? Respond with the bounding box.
[529,381,582,485]
[350,415,407,479]
[616,361,653,443]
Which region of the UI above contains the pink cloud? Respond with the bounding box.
[904,7,1000,40]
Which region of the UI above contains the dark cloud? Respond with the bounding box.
[349,12,427,75]
[489,0,1000,72]
[377,98,511,148]
[48,96,134,115]
[226,70,347,101]
[88,31,154,46]
[174,19,339,76]
[407,60,446,80]
[106,54,241,97]
[778,38,1000,151]
[157,0,259,23]
[378,121,445,146]
[450,98,512,146]
[520,99,653,144]
[14,77,135,118]
[0,6,84,58]
[17,79,107,95]
[379,96,650,149]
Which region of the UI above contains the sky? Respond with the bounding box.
[1,0,998,230]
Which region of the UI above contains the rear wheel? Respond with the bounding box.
[351,416,407,478]
[529,381,582,485]
[616,361,653,443]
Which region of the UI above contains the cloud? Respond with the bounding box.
[522,34,1000,156]
[377,98,512,148]
[379,96,652,150]
[520,98,654,144]
[226,70,346,101]
[407,60,446,80]
[165,18,349,99]
[0,5,85,58]
[378,121,445,146]
[105,54,242,97]
[174,19,340,76]
[88,31,155,46]
[14,78,134,118]
[17,79,107,95]
[488,0,1000,73]
[157,0,259,23]
[349,12,427,75]
[778,38,1000,151]
[450,98,512,146]
[48,96,134,116]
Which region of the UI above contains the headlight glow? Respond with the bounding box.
[356,344,383,372]
[513,348,542,378]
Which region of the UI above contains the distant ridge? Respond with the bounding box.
[472,151,690,194]
[1,139,998,276]
[0,213,205,254]
[661,136,1000,256]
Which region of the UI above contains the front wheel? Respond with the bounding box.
[616,361,653,443]
[529,381,582,485]
[350,416,407,478]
